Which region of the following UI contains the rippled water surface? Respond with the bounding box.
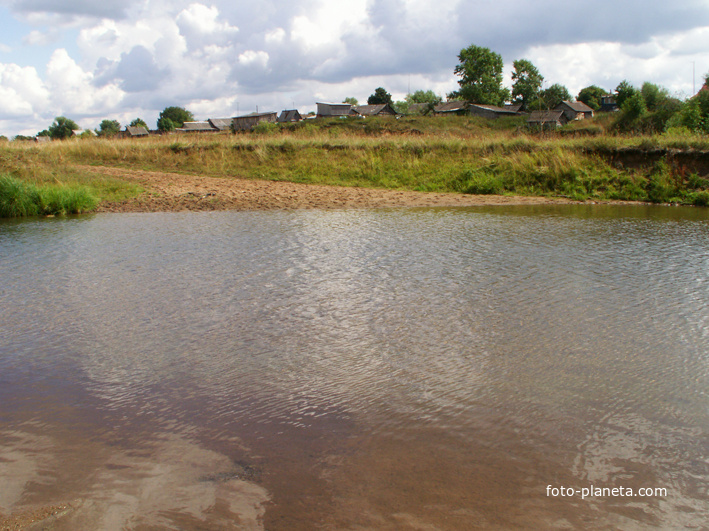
[1,205,708,529]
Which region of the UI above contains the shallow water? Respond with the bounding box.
[1,205,708,529]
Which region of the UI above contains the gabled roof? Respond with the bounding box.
[352,103,397,116]
[557,101,593,113]
[434,101,469,113]
[316,102,353,116]
[177,121,218,132]
[469,103,519,114]
[209,118,234,131]
[527,110,564,123]
[504,103,523,113]
[277,109,302,122]
[126,125,149,136]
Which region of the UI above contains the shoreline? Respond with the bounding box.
[84,165,634,214]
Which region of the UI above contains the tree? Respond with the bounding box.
[130,118,148,128]
[48,116,79,140]
[614,80,638,109]
[529,84,571,110]
[405,90,442,105]
[640,82,669,112]
[96,119,121,137]
[157,106,194,129]
[343,97,358,105]
[449,44,510,106]
[577,85,607,111]
[157,117,176,132]
[511,59,543,110]
[367,87,393,105]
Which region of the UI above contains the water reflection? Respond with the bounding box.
[1,206,708,528]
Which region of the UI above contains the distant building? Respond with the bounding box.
[599,95,618,112]
[352,104,398,117]
[35,136,51,144]
[209,118,235,132]
[316,102,353,118]
[468,103,522,119]
[555,101,594,122]
[232,112,278,131]
[527,110,566,128]
[176,121,219,133]
[277,110,303,123]
[433,101,470,115]
[125,125,149,137]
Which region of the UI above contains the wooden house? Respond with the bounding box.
[433,101,470,115]
[232,112,278,131]
[209,118,235,131]
[555,101,594,122]
[468,104,522,119]
[352,104,397,117]
[125,125,149,138]
[316,102,353,118]
[527,110,566,128]
[277,110,303,123]
[176,121,219,133]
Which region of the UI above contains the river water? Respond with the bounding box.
[1,205,708,529]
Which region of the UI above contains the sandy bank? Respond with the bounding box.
[80,165,585,213]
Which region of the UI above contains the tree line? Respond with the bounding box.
[8,43,709,141]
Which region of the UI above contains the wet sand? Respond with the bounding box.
[82,165,586,213]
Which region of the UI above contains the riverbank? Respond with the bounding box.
[85,165,585,213]
[2,116,709,217]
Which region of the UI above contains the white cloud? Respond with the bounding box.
[238,50,268,68]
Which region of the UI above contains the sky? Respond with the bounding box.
[1,0,709,136]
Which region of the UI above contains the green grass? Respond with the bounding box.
[0,174,97,217]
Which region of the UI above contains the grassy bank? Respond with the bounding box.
[0,174,97,217]
[2,115,709,217]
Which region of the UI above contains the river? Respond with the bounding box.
[1,205,708,529]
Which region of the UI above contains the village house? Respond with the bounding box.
[433,101,470,115]
[208,118,234,132]
[555,101,594,122]
[526,110,566,129]
[176,121,219,133]
[232,111,278,131]
[468,103,522,119]
[277,109,303,123]
[352,104,398,117]
[125,125,149,138]
[316,102,354,118]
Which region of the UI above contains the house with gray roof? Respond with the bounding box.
[208,118,234,131]
[352,104,398,117]
[277,109,303,123]
[527,110,566,128]
[176,121,219,133]
[125,125,149,137]
[555,101,594,122]
[316,102,354,118]
[232,111,278,131]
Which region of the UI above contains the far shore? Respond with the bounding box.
[85,165,638,214]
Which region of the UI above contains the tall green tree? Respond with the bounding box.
[96,119,121,137]
[640,82,669,112]
[158,106,194,129]
[343,97,358,105]
[157,117,176,132]
[405,90,442,105]
[48,116,79,140]
[577,85,607,111]
[614,80,638,109]
[449,44,510,106]
[511,59,543,110]
[529,84,571,110]
[367,87,393,105]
